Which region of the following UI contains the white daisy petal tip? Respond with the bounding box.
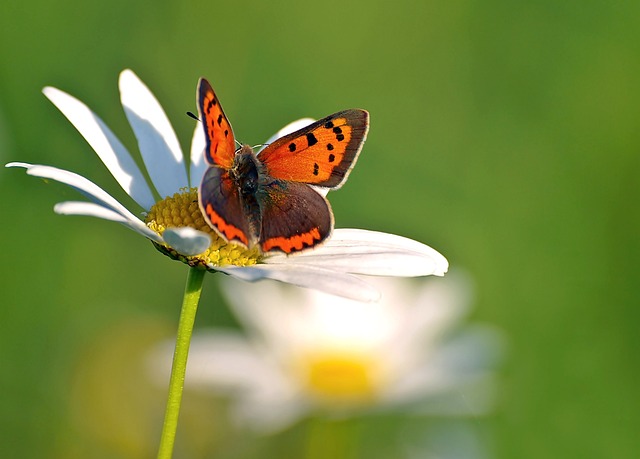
[118,68,136,82]
[41,85,59,99]
[162,227,212,256]
[266,228,449,279]
[6,161,30,169]
[118,68,189,198]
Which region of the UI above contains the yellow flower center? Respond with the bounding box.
[145,188,261,268]
[298,350,382,406]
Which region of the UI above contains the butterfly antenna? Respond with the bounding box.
[186,111,200,121]
[235,139,243,148]
[252,143,269,150]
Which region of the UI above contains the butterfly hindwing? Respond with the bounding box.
[197,78,235,168]
[259,180,333,254]
[199,166,253,247]
[258,109,369,189]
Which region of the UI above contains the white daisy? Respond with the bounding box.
[6,69,448,301]
[156,274,502,432]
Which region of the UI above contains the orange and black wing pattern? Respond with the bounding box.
[197,78,236,169]
[259,180,333,254]
[199,165,253,248]
[258,109,369,189]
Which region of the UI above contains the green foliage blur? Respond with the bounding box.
[1,0,639,458]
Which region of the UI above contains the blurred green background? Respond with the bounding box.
[2,0,639,458]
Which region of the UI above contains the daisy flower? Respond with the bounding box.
[6,69,448,302]
[157,274,502,432]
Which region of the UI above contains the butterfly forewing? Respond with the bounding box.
[259,180,333,254]
[259,109,369,189]
[199,166,253,247]
[197,78,235,169]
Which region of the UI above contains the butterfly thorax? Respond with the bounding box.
[231,144,262,196]
[230,144,264,243]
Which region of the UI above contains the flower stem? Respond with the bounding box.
[157,266,206,459]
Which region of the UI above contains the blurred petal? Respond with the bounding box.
[265,228,449,277]
[401,375,498,417]
[162,227,211,256]
[388,274,471,362]
[217,263,381,302]
[151,331,284,391]
[119,69,188,198]
[218,279,314,352]
[386,326,503,411]
[189,122,207,188]
[233,393,308,433]
[42,86,155,210]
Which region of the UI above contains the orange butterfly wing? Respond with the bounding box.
[197,78,235,168]
[258,109,369,189]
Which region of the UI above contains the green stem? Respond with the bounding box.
[157,266,206,459]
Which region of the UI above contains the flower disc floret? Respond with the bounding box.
[145,188,261,268]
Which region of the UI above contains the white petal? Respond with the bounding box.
[216,263,381,302]
[265,228,449,277]
[259,117,316,152]
[148,331,282,391]
[186,332,294,394]
[189,122,207,188]
[54,201,163,243]
[119,69,188,197]
[218,278,315,352]
[233,392,307,433]
[7,162,159,239]
[42,86,155,210]
[162,227,211,256]
[54,201,128,222]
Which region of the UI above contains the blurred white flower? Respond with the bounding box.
[151,273,502,432]
[6,70,448,301]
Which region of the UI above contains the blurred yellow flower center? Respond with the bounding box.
[145,188,261,268]
[300,351,381,405]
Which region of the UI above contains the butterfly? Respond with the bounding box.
[196,78,369,254]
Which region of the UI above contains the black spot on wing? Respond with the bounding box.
[306,133,318,146]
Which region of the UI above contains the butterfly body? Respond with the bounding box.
[197,78,369,254]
